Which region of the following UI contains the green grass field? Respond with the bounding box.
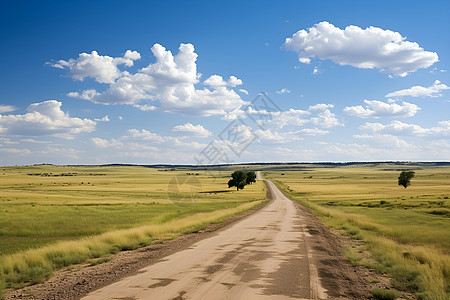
[0,165,266,294]
[265,163,450,300]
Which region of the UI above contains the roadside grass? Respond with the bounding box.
[371,288,399,300]
[0,165,266,295]
[265,164,450,300]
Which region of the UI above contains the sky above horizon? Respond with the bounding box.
[1,0,449,165]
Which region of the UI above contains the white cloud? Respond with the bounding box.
[0,105,16,113]
[94,115,109,122]
[238,89,248,95]
[40,146,81,159]
[20,138,50,144]
[127,128,166,142]
[0,147,31,155]
[172,123,212,138]
[311,109,342,128]
[297,128,329,135]
[271,108,310,128]
[284,21,439,77]
[308,103,334,111]
[298,57,311,64]
[203,75,243,88]
[360,120,450,136]
[276,88,291,94]
[67,89,100,100]
[344,100,420,118]
[312,67,318,74]
[0,100,96,139]
[50,50,141,83]
[385,80,449,98]
[133,104,157,111]
[0,137,18,145]
[221,106,283,122]
[124,50,141,60]
[255,128,303,144]
[63,43,246,117]
[118,116,123,120]
[91,137,124,148]
[91,127,207,156]
[223,104,341,130]
[353,133,413,148]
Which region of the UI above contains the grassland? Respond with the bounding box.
[0,165,266,294]
[265,163,450,300]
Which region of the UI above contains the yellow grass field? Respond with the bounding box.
[0,165,266,294]
[265,163,450,300]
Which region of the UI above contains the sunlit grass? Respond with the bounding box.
[265,164,450,300]
[0,165,266,294]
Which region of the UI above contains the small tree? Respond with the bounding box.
[246,171,256,185]
[398,171,415,188]
[228,170,248,191]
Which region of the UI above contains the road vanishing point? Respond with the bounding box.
[82,172,341,300]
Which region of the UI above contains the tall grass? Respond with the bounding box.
[0,200,264,292]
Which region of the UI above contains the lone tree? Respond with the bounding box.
[228,170,256,191]
[398,171,415,188]
[246,171,256,185]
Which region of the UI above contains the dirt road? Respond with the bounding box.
[81,172,370,300]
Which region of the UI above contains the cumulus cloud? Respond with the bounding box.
[60,43,246,116]
[344,100,420,118]
[272,108,310,128]
[311,109,342,128]
[50,50,141,83]
[0,100,96,138]
[238,89,248,95]
[360,120,450,136]
[385,80,449,98]
[0,105,16,113]
[172,123,212,138]
[203,75,242,88]
[284,21,438,76]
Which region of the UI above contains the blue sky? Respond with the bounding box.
[1,0,449,165]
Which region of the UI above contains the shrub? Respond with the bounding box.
[371,288,399,300]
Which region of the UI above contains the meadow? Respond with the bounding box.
[0,165,266,294]
[265,163,450,300]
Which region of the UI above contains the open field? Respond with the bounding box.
[0,165,266,294]
[265,163,450,300]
